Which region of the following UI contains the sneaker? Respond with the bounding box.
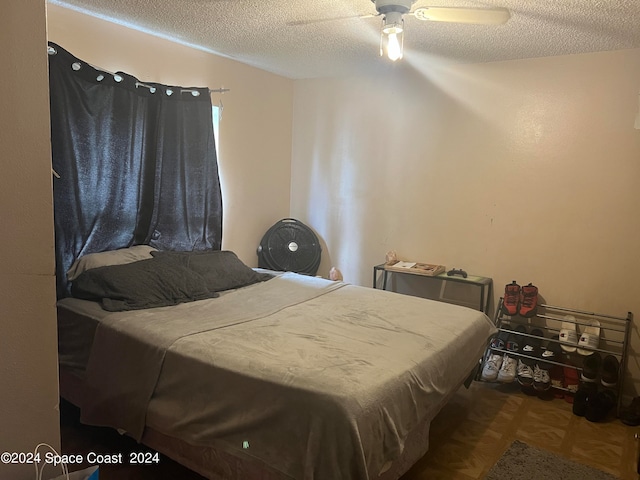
[533,364,551,391]
[497,354,517,383]
[506,324,527,352]
[563,365,580,403]
[601,355,620,388]
[516,359,534,386]
[549,365,564,398]
[540,334,561,358]
[539,335,562,369]
[519,283,538,317]
[502,281,520,316]
[521,328,544,366]
[481,353,503,381]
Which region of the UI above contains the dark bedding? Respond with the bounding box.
[71,256,219,311]
[71,250,273,312]
[151,250,273,292]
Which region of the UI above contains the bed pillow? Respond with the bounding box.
[71,256,217,312]
[67,245,157,281]
[151,250,273,292]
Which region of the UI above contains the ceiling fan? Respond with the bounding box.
[290,0,510,61]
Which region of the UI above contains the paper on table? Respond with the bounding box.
[392,261,417,269]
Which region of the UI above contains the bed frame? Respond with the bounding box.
[60,367,461,480]
[57,264,493,479]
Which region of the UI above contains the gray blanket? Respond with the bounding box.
[74,273,496,479]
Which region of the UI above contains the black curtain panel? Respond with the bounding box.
[48,42,222,297]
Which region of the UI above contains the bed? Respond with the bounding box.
[57,248,496,480]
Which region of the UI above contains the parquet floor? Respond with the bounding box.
[402,382,638,480]
[60,382,639,479]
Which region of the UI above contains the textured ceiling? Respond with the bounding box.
[49,0,640,79]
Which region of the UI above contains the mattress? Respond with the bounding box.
[57,272,496,480]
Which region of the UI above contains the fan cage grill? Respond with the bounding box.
[257,219,321,275]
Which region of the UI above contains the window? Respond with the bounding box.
[212,105,220,158]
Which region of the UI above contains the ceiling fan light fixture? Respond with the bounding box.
[382,23,403,34]
[380,15,405,61]
[382,14,404,35]
[373,0,413,62]
[373,0,413,15]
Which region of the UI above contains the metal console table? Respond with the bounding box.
[373,264,493,314]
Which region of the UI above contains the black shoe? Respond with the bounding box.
[572,381,598,416]
[507,324,527,353]
[521,328,544,366]
[539,335,562,369]
[580,352,601,383]
[533,364,551,391]
[572,388,591,417]
[600,355,620,388]
[585,389,616,423]
[620,397,640,426]
[516,359,534,387]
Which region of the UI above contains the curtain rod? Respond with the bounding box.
[134,81,226,117]
[47,45,230,96]
[134,81,230,96]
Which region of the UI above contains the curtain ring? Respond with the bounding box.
[47,46,57,56]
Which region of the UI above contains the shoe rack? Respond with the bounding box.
[484,298,633,416]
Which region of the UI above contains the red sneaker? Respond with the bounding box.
[519,283,538,317]
[563,366,580,403]
[549,366,564,398]
[501,281,520,316]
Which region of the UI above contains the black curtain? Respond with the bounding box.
[48,42,222,297]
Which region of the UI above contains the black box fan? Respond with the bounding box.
[257,218,321,275]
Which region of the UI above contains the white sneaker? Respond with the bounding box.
[481,353,503,381]
[497,354,517,383]
[533,364,551,391]
[516,359,534,387]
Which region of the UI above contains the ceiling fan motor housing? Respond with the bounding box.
[257,218,322,276]
[372,0,415,15]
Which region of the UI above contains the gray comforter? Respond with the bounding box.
[71,273,496,479]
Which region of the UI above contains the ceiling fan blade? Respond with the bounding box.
[412,7,510,25]
[288,13,378,27]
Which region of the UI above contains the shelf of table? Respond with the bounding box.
[373,263,492,314]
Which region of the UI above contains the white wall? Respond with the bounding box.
[291,49,640,395]
[0,1,60,478]
[46,3,294,265]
